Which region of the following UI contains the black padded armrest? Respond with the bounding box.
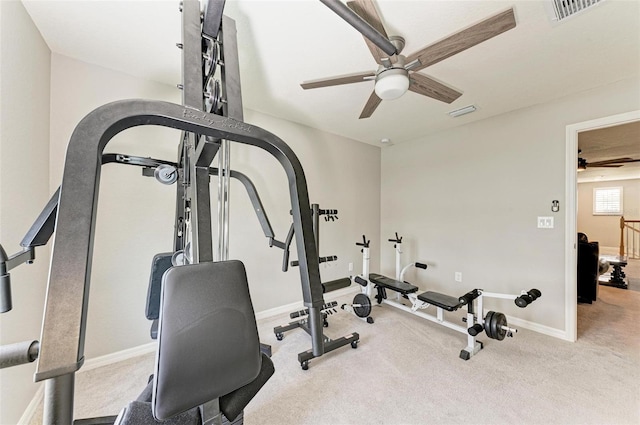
[152,260,261,421]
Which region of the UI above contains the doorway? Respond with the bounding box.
[565,110,640,341]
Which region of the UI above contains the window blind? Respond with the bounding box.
[593,187,623,215]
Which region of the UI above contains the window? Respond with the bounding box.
[593,187,623,215]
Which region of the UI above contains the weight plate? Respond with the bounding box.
[484,311,495,339]
[353,293,372,318]
[490,311,500,341]
[494,312,508,341]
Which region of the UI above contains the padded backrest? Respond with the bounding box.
[146,253,174,320]
[152,260,261,421]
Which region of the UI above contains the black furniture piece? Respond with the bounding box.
[598,255,628,289]
[577,233,599,303]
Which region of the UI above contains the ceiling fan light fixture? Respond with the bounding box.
[374,68,409,100]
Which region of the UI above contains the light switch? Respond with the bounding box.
[538,217,554,228]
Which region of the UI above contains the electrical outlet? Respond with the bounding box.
[348,262,353,273]
[455,272,462,282]
[537,217,554,229]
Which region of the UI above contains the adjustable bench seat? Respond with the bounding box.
[369,273,418,295]
[417,291,462,312]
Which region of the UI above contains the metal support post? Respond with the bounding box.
[42,373,74,425]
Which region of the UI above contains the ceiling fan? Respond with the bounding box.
[301,0,517,119]
[578,156,640,171]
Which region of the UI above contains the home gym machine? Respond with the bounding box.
[272,204,363,370]
[355,233,542,360]
[0,1,353,424]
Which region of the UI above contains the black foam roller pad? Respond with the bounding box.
[220,353,275,421]
[321,277,352,293]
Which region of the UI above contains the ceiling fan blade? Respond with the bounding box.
[590,164,623,168]
[359,91,382,119]
[301,71,375,89]
[588,157,640,167]
[408,73,462,104]
[347,0,390,64]
[406,8,516,73]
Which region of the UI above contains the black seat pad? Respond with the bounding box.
[417,291,461,312]
[369,273,418,294]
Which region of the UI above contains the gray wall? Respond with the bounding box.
[578,178,640,249]
[0,1,51,423]
[380,77,640,334]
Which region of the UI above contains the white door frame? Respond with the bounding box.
[565,109,640,342]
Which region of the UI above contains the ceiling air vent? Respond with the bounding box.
[548,0,603,22]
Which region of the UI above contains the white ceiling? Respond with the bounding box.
[22,0,640,146]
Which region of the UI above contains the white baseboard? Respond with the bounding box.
[82,342,157,372]
[507,315,570,341]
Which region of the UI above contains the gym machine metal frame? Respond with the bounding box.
[0,2,344,423]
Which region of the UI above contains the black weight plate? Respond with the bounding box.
[353,293,372,318]
[494,312,508,341]
[490,311,500,341]
[484,311,495,339]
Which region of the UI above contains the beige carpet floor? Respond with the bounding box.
[29,283,639,425]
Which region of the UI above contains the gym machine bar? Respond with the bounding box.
[2,151,275,266]
[319,0,397,56]
[202,0,225,39]
[217,15,243,262]
[182,0,213,264]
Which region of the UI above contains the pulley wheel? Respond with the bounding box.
[203,38,218,78]
[154,164,178,185]
[353,293,372,318]
[205,79,221,113]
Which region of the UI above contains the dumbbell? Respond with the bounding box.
[515,288,542,308]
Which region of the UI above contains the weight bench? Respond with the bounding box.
[368,271,537,360]
[368,273,418,300]
[112,260,274,425]
[417,291,462,312]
